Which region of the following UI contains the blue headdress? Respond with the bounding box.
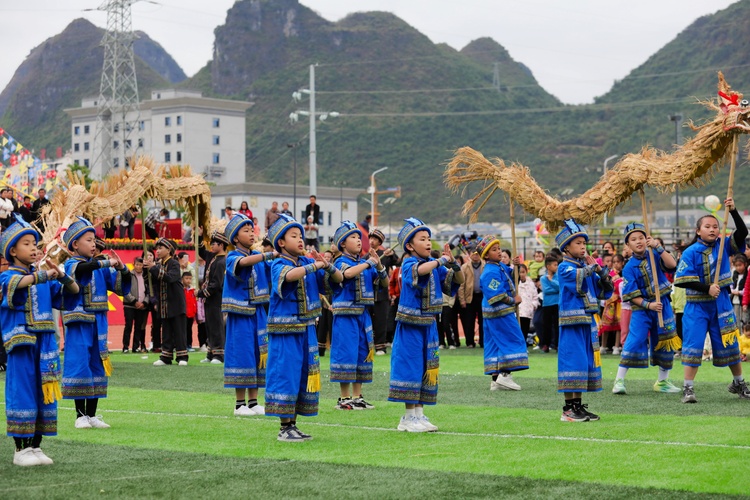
[554,219,588,251]
[333,220,362,251]
[397,217,431,249]
[225,213,253,244]
[624,222,647,243]
[62,216,95,252]
[0,214,40,260]
[268,214,304,252]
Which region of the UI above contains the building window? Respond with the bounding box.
[165,134,171,144]
[113,141,119,150]
[138,138,144,148]
[139,120,145,131]
[125,139,131,149]
[212,153,220,164]
[212,135,220,146]
[84,125,90,134]
[84,142,90,151]
[165,116,171,126]
[328,212,332,226]
[165,152,171,163]
[176,151,182,162]
[83,159,89,167]
[113,157,119,168]
[212,118,220,128]
[176,133,182,143]
[114,123,119,133]
[176,115,182,125]
[74,143,80,152]
[74,126,80,136]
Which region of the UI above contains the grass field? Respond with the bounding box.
[1,348,749,499]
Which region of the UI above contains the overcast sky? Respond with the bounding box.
[0,0,738,104]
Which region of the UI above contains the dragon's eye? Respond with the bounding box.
[741,99,749,108]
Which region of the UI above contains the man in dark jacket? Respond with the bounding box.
[196,231,228,363]
[369,229,397,354]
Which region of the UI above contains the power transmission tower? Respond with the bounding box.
[91,0,141,179]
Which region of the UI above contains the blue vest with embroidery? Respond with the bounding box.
[480,261,517,318]
[396,256,458,325]
[268,254,325,334]
[222,248,271,315]
[558,257,610,326]
[674,236,743,302]
[62,257,127,324]
[621,251,672,310]
[330,253,378,315]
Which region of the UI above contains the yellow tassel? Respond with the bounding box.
[306,372,321,393]
[655,336,683,352]
[42,381,62,404]
[259,352,267,369]
[365,348,374,363]
[423,367,439,387]
[593,349,601,368]
[722,329,740,348]
[103,357,113,377]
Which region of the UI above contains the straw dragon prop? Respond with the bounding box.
[445,73,750,230]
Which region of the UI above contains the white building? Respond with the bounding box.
[64,89,252,183]
[210,182,362,244]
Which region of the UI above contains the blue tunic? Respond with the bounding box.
[2,266,63,437]
[674,236,743,367]
[557,257,611,393]
[480,261,528,374]
[222,248,270,388]
[388,256,458,405]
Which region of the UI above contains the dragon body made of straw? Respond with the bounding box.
[445,73,750,230]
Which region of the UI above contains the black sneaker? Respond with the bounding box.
[277,425,306,442]
[727,379,750,399]
[560,406,589,422]
[351,396,375,410]
[292,425,313,441]
[575,402,600,421]
[335,398,355,410]
[682,385,697,404]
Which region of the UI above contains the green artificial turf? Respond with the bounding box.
[2,349,749,498]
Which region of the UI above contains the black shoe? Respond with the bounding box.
[575,402,600,421]
[682,385,697,404]
[560,405,589,422]
[727,379,750,399]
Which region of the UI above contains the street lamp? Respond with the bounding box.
[669,114,683,232]
[287,142,300,218]
[368,167,388,227]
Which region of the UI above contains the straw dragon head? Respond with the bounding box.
[718,73,750,132]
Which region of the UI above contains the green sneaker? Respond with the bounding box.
[612,378,626,395]
[654,379,681,393]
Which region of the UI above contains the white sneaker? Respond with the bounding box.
[250,405,265,416]
[418,415,438,432]
[89,416,111,429]
[210,358,223,365]
[153,359,167,366]
[397,415,428,432]
[494,373,521,391]
[599,346,607,354]
[178,360,188,366]
[200,345,209,353]
[612,347,622,355]
[75,415,92,429]
[234,405,255,417]
[200,358,211,363]
[32,448,54,465]
[448,345,456,350]
[375,350,386,356]
[13,447,42,466]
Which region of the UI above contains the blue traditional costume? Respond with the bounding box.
[556,220,612,393]
[674,228,744,368]
[476,235,529,376]
[388,218,459,406]
[265,214,334,419]
[61,217,130,402]
[222,216,272,390]
[329,221,387,384]
[2,217,66,444]
[620,223,679,370]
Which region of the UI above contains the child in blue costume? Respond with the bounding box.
[555,219,613,422]
[222,215,276,417]
[329,221,388,410]
[2,216,79,466]
[389,218,463,432]
[674,198,750,403]
[266,214,343,442]
[62,217,130,429]
[612,223,681,395]
[475,235,528,391]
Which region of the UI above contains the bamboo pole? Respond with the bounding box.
[714,135,739,284]
[509,198,521,324]
[639,189,664,327]
[140,199,154,293]
[194,198,200,284]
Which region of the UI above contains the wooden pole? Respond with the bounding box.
[639,189,664,327]
[140,199,154,293]
[714,135,739,284]
[509,198,521,324]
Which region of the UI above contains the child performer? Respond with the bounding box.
[674,198,750,403]
[197,232,227,364]
[539,255,560,353]
[145,238,187,366]
[612,223,681,395]
[266,214,343,441]
[475,235,527,391]
[62,217,130,429]
[2,216,79,466]
[329,221,388,410]
[389,218,464,432]
[555,220,613,422]
[223,215,275,416]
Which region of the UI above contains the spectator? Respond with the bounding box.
[304,215,319,251]
[177,251,194,276]
[0,188,15,229]
[144,208,168,240]
[103,217,117,239]
[119,205,136,239]
[238,201,253,219]
[458,247,484,348]
[265,201,280,231]
[280,201,293,217]
[252,217,261,239]
[19,196,33,223]
[517,264,540,346]
[360,214,371,233]
[122,257,150,353]
[305,195,320,224]
[183,272,198,350]
[31,188,50,229]
[224,206,234,220]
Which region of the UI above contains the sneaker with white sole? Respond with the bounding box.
[375,350,386,356]
[89,416,111,429]
[612,378,627,395]
[682,385,697,404]
[13,447,42,466]
[334,397,355,410]
[654,379,681,393]
[448,345,456,350]
[234,405,255,417]
[293,426,313,441]
[493,372,521,391]
[397,415,428,432]
[178,360,188,366]
[560,406,590,422]
[75,415,92,429]
[277,425,308,442]
[250,405,265,416]
[200,358,211,363]
[32,448,54,465]
[351,396,375,410]
[612,347,622,355]
[727,379,750,399]
[418,415,438,432]
[153,359,168,366]
[210,358,223,365]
